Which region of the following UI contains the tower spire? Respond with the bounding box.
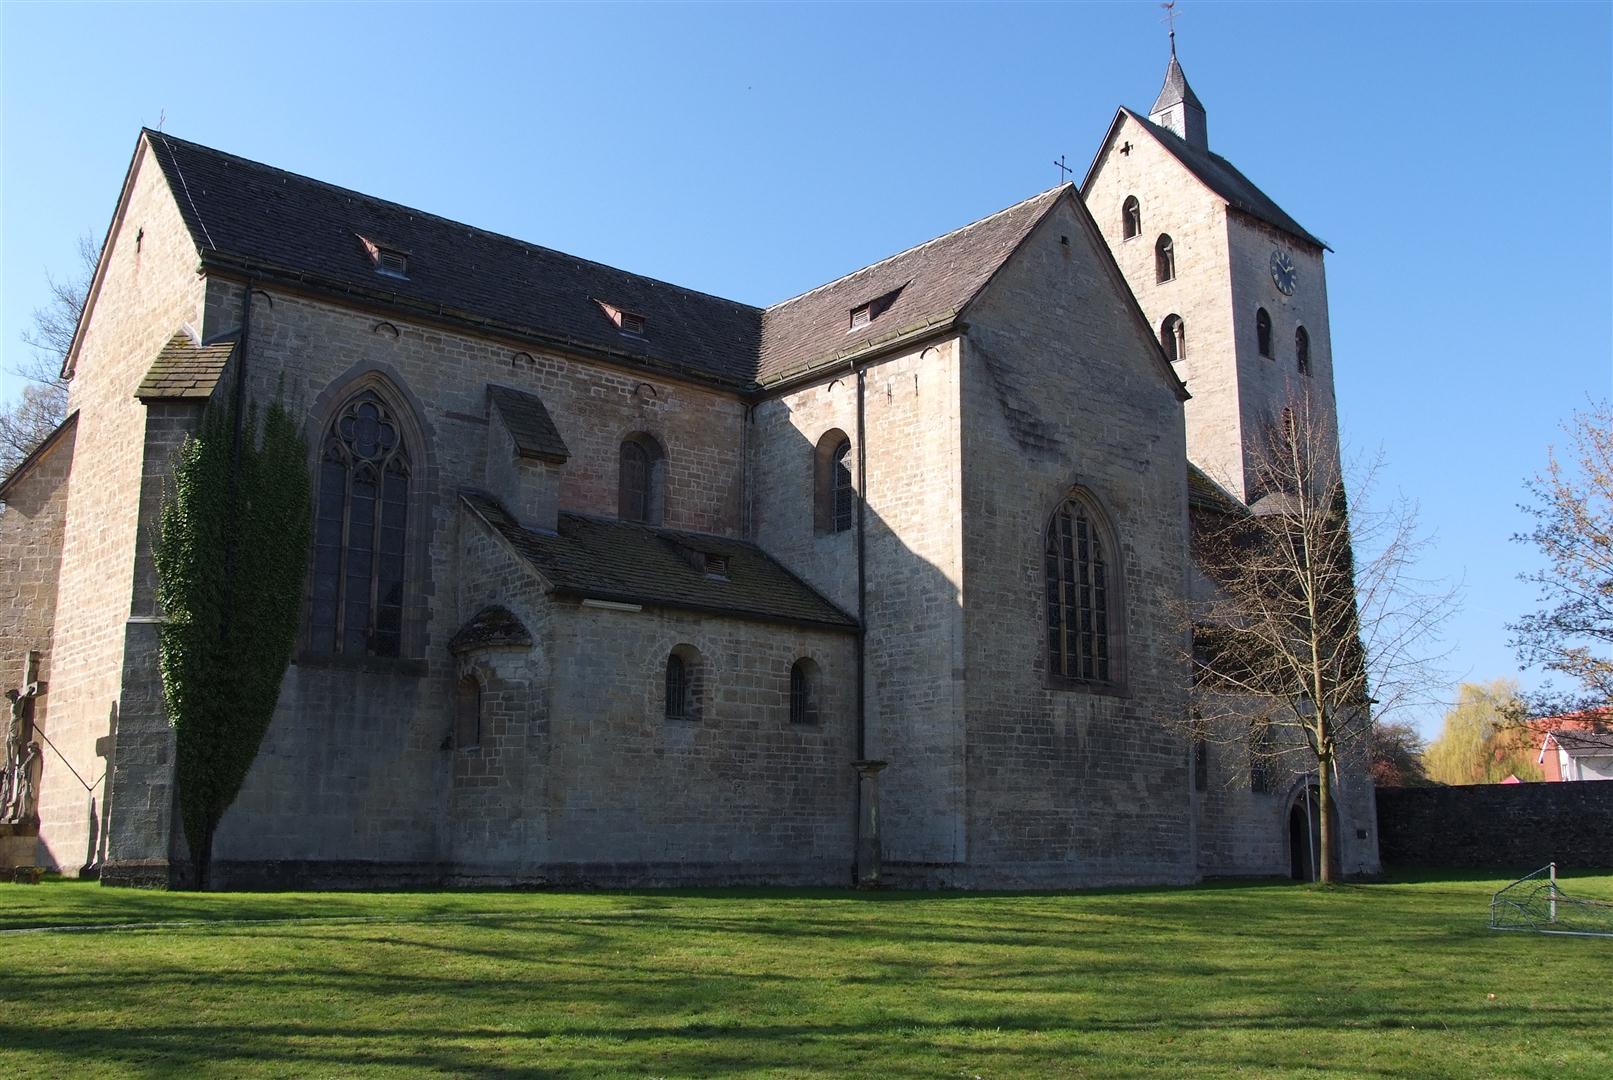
[1148,12,1208,151]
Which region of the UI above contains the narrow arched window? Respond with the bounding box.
[664,652,688,721]
[1155,234,1175,283]
[455,673,482,749]
[311,389,411,657]
[619,433,666,524]
[1295,326,1311,376]
[1194,738,1209,792]
[1045,492,1117,685]
[1160,314,1185,365]
[789,658,820,725]
[1256,308,1273,358]
[1122,196,1141,240]
[814,430,855,535]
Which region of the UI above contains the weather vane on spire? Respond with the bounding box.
[1161,1,1180,57]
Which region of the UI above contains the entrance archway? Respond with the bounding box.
[1285,784,1339,882]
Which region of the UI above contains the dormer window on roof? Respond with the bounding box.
[596,300,646,337]
[358,235,409,279]
[847,286,903,332]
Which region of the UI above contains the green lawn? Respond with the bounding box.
[1,873,1609,1078]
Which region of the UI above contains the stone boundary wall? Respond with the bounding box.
[1376,781,1613,869]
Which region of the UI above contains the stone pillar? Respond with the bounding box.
[852,760,888,888]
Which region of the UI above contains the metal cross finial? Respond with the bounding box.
[1053,154,1072,185]
[1162,1,1179,56]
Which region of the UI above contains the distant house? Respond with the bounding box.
[1535,712,1613,782]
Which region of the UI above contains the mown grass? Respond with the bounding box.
[1,871,1609,1078]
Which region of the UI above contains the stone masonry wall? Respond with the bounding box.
[0,420,76,866]
[543,602,858,883]
[1084,113,1243,497]
[959,195,1197,887]
[1377,781,1613,870]
[750,337,969,868]
[43,136,206,875]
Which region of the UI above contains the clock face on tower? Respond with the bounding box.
[1270,250,1298,295]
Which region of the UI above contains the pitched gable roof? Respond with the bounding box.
[487,384,569,463]
[136,331,238,401]
[142,130,764,388]
[461,491,856,629]
[129,131,1117,395]
[0,411,78,502]
[756,186,1068,385]
[1083,109,1328,252]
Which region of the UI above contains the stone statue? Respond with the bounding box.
[3,654,43,823]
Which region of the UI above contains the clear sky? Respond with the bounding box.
[2,2,1609,737]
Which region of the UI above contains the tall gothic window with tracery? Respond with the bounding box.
[1045,494,1115,685]
[311,391,410,658]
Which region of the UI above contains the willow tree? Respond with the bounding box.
[1187,394,1454,882]
[156,398,310,888]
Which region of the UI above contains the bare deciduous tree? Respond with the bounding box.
[1185,392,1456,882]
[2,234,95,477]
[1509,401,1613,720]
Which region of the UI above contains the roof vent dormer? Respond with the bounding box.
[597,300,646,337]
[358,235,410,279]
[847,285,904,332]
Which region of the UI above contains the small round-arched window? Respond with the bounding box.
[1122,196,1141,240]
[1295,326,1311,376]
[1155,234,1175,283]
[1256,308,1273,358]
[789,658,821,725]
[620,433,667,524]
[1160,314,1185,366]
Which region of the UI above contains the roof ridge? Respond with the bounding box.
[765,184,1072,312]
[141,128,766,316]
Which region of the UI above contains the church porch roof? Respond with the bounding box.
[449,605,534,654]
[459,491,857,631]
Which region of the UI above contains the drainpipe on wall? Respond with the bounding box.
[850,361,887,887]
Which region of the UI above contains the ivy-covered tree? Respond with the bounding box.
[156,398,310,888]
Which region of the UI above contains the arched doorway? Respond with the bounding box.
[1286,784,1338,882]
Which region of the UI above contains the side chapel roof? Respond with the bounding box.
[136,130,1071,394]
[460,491,857,630]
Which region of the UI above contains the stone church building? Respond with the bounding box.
[1,53,1381,888]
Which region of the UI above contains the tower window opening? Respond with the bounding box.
[1122,196,1141,240]
[1296,326,1311,376]
[1256,308,1273,358]
[1160,314,1185,366]
[1155,234,1175,283]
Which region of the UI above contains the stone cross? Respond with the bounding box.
[2,652,44,823]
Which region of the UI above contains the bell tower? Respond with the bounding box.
[1082,46,1337,504]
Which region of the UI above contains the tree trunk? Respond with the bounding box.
[1316,753,1335,884]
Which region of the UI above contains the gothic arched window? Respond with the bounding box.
[1045,492,1119,686]
[1160,314,1185,365]
[619,433,666,524]
[311,390,411,658]
[1122,196,1141,240]
[1256,308,1273,358]
[1295,326,1311,376]
[814,430,855,535]
[1155,234,1175,283]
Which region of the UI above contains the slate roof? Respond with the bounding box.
[460,491,856,630]
[487,384,569,463]
[448,604,534,653]
[142,130,764,388]
[138,130,1070,394]
[1187,462,1246,515]
[1151,55,1205,114]
[754,186,1068,385]
[135,331,238,400]
[0,411,78,502]
[1100,109,1328,251]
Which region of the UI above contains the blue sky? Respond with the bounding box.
[2,2,1609,737]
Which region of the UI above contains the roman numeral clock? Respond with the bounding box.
[1270,249,1298,295]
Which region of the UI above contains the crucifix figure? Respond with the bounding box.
[3,652,45,823]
